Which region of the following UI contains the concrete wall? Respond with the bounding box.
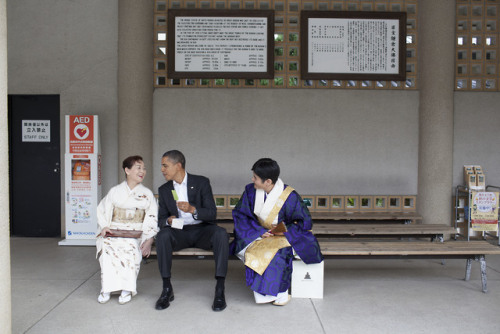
[453,92,500,190]
[7,0,119,195]
[153,89,420,196]
[7,1,500,220]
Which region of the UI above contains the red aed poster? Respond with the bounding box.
[61,115,101,246]
[69,115,94,153]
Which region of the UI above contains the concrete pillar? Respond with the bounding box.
[417,0,455,226]
[118,0,154,188]
[0,0,12,332]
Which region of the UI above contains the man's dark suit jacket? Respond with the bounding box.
[158,173,217,228]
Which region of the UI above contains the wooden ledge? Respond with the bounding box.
[319,240,500,256]
[150,240,500,258]
[216,211,422,221]
[213,222,454,236]
[312,224,456,235]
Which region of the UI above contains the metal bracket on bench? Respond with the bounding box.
[430,234,444,243]
[464,255,487,293]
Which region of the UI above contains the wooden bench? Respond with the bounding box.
[163,240,500,293]
[152,210,500,292]
[212,221,455,240]
[217,211,423,224]
[319,240,500,293]
[312,224,456,241]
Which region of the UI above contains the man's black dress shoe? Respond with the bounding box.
[155,287,174,310]
[212,288,226,312]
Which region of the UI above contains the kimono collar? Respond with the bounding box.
[254,178,284,224]
[123,181,142,196]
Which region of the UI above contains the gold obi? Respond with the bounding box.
[112,207,145,224]
[244,236,291,275]
[244,186,294,275]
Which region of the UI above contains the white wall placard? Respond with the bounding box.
[168,10,274,79]
[301,11,406,81]
[175,16,268,72]
[22,120,50,142]
[308,18,400,74]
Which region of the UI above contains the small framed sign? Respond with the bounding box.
[301,11,406,81]
[168,9,274,79]
[22,120,50,142]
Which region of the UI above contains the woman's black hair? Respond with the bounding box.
[122,155,143,171]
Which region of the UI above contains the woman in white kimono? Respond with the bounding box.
[96,156,158,304]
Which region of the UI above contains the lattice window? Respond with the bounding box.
[456,0,500,91]
[154,0,418,89]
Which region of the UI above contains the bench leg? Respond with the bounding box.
[431,235,446,265]
[438,235,445,265]
[465,258,472,281]
[479,255,488,293]
[465,256,488,292]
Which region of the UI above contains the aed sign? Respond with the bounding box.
[60,115,101,246]
[68,115,94,153]
[22,120,50,142]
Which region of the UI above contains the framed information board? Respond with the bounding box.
[168,9,274,79]
[300,11,406,81]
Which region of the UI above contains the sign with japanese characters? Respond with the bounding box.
[301,11,406,81]
[67,115,95,154]
[22,120,50,142]
[168,10,274,79]
[471,191,499,232]
[60,115,101,246]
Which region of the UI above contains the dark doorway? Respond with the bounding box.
[9,95,61,236]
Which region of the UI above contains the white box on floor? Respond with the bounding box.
[291,260,324,299]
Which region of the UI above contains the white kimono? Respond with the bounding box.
[96,182,158,295]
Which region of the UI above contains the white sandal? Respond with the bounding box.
[98,292,110,304]
[118,291,132,305]
[272,294,291,306]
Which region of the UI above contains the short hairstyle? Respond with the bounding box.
[251,158,280,184]
[162,150,186,169]
[122,155,143,171]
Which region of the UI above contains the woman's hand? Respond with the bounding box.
[100,227,112,237]
[140,238,154,258]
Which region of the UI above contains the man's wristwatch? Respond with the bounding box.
[192,209,198,219]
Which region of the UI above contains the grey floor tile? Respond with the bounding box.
[10,238,500,334]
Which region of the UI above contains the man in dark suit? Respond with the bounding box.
[155,150,229,311]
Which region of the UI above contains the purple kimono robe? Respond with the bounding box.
[230,183,323,296]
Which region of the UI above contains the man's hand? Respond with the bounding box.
[140,238,154,258]
[177,201,195,214]
[166,216,177,225]
[261,231,273,238]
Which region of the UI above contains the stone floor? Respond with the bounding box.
[10,237,500,334]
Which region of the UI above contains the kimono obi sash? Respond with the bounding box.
[112,207,146,225]
[244,186,294,275]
